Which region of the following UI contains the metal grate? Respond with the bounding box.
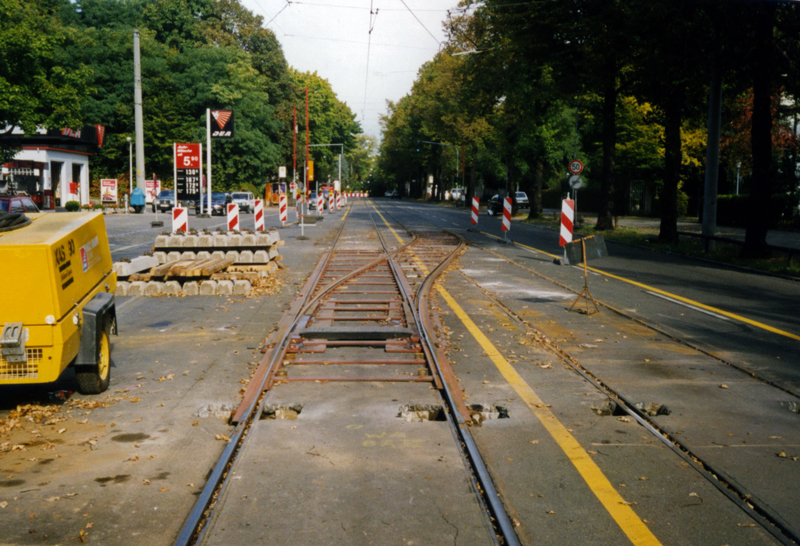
[0,348,41,379]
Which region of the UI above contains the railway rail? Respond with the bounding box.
[377,200,800,546]
[175,201,521,546]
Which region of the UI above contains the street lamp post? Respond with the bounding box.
[127,136,132,200]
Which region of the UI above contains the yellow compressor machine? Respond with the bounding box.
[0,211,117,394]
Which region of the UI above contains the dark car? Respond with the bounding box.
[153,190,175,213]
[195,192,230,216]
[0,194,39,214]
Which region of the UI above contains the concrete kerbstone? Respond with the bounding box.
[215,280,234,295]
[182,235,198,247]
[115,281,130,296]
[183,281,199,296]
[167,251,182,263]
[233,280,251,295]
[227,233,243,246]
[268,230,280,245]
[155,235,170,247]
[198,234,214,247]
[254,250,269,263]
[128,281,147,296]
[162,280,181,295]
[213,234,229,247]
[168,235,183,247]
[113,255,159,277]
[180,251,197,261]
[242,233,257,246]
[239,250,254,263]
[154,251,168,264]
[225,250,240,262]
[199,280,217,295]
[256,233,271,246]
[144,282,163,296]
[211,251,226,260]
[268,247,279,260]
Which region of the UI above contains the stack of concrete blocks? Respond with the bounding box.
[115,229,281,297]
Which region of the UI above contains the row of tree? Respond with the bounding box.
[1,0,376,195]
[375,0,800,257]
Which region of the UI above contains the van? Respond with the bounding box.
[231,191,255,213]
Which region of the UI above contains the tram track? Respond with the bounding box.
[174,200,522,546]
[373,200,800,545]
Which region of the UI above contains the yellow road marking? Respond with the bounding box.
[437,286,662,546]
[479,230,800,342]
[382,213,659,544]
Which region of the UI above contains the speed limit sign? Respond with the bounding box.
[569,159,584,175]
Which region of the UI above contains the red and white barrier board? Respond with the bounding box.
[172,207,187,233]
[227,203,240,232]
[560,199,574,246]
[279,193,287,224]
[329,192,336,212]
[501,198,512,232]
[317,193,324,214]
[337,192,343,209]
[471,197,479,225]
[254,199,264,231]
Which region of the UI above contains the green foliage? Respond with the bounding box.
[64,200,80,211]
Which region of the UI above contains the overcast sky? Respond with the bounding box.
[239,0,461,140]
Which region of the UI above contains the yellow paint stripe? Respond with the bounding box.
[436,286,662,546]
[480,231,800,342]
[340,203,351,221]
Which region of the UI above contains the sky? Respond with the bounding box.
[239,0,461,139]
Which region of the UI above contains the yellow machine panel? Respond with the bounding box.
[0,212,116,390]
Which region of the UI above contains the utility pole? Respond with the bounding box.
[133,29,146,191]
[305,87,310,195]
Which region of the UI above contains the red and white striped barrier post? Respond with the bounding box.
[337,192,343,209]
[317,193,324,215]
[279,193,287,225]
[471,197,479,225]
[253,199,264,231]
[501,197,512,240]
[329,192,336,212]
[172,207,187,233]
[227,203,240,232]
[560,199,574,247]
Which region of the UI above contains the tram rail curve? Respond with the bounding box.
[174,200,522,546]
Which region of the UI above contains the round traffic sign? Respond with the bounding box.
[289,182,297,190]
[568,159,584,175]
[569,175,583,190]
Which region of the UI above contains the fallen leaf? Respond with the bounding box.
[192,420,199,426]
[124,455,139,462]
[769,436,782,439]
[587,450,598,455]
[46,497,59,502]
[57,428,66,434]
[0,501,7,508]
[187,483,195,487]
[719,384,729,389]
[639,477,648,481]
[142,479,150,485]
[738,523,756,528]
[79,529,87,543]
[215,434,230,442]
[530,440,539,445]
[620,501,637,506]
[617,417,631,423]
[777,451,787,458]
[159,487,169,492]
[546,510,555,515]
[689,492,699,497]
[130,397,141,403]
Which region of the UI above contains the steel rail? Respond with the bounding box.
[369,205,521,546]
[175,200,419,546]
[175,202,360,546]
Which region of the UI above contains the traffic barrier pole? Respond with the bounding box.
[560,199,574,247]
[317,193,324,215]
[279,193,287,225]
[227,203,240,232]
[172,207,188,233]
[329,192,336,212]
[471,197,479,225]
[502,197,512,240]
[254,199,264,231]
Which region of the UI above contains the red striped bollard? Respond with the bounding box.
[501,197,512,238]
[279,193,287,224]
[471,197,479,225]
[329,192,336,212]
[227,203,240,232]
[254,199,264,231]
[560,199,574,247]
[172,207,187,233]
[317,192,324,214]
[337,192,343,209]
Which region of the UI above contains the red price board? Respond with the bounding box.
[176,143,201,169]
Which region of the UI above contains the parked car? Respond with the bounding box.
[153,190,175,213]
[390,190,401,199]
[384,191,393,197]
[486,195,502,216]
[0,193,39,213]
[231,191,255,213]
[516,191,530,209]
[195,192,230,216]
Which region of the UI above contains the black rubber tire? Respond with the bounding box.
[75,330,111,395]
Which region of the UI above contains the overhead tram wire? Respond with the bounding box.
[399,0,441,46]
[265,0,292,27]
[362,2,379,125]
[249,0,289,34]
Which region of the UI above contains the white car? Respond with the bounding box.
[231,191,255,213]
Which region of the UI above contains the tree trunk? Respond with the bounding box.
[659,103,682,243]
[742,5,775,259]
[596,57,618,231]
[466,142,477,208]
[528,159,544,219]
